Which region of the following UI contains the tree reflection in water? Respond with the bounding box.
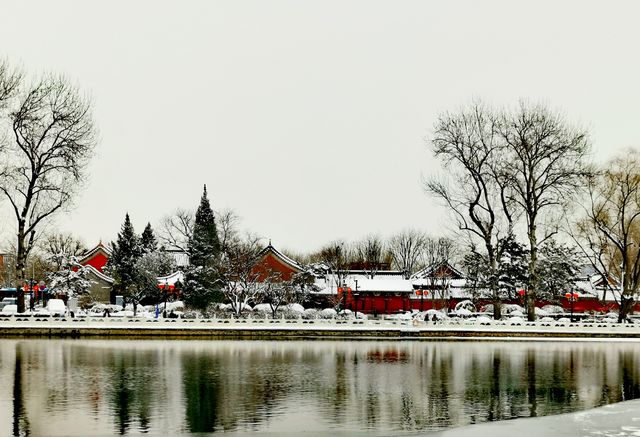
[3,339,640,436]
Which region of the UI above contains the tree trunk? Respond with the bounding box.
[15,226,27,313]
[619,291,634,323]
[488,249,502,320]
[526,222,538,322]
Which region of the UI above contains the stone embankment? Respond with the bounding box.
[1,317,640,340]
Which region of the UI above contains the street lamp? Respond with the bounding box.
[337,285,351,312]
[416,289,429,311]
[518,289,526,305]
[565,292,579,322]
[353,280,359,319]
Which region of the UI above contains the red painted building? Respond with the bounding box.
[78,243,111,273]
[251,244,304,282]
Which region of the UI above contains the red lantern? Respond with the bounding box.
[518,289,526,297]
[338,287,343,293]
[347,287,352,294]
[565,292,571,299]
[572,292,579,300]
[416,290,422,296]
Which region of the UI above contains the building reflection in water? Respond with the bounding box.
[1,339,640,435]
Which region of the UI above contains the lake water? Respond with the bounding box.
[1,339,640,436]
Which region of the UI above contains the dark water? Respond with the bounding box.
[2,339,640,436]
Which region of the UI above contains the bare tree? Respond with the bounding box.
[574,150,640,322]
[353,234,386,278]
[422,237,456,306]
[0,59,21,108]
[216,208,241,254]
[318,240,350,292]
[388,229,428,279]
[0,73,96,312]
[218,234,266,317]
[159,208,194,252]
[159,207,239,254]
[427,102,514,319]
[501,102,591,320]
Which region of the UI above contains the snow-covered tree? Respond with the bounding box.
[218,234,264,317]
[43,233,86,271]
[106,213,143,307]
[497,233,529,300]
[183,186,222,310]
[0,67,97,313]
[46,255,92,299]
[261,278,291,318]
[141,223,158,253]
[536,240,582,302]
[127,251,177,315]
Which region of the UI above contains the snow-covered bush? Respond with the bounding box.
[535,307,549,317]
[455,300,476,312]
[252,303,271,317]
[480,304,494,314]
[414,309,448,322]
[320,308,337,319]
[455,308,473,317]
[287,303,305,314]
[302,309,320,320]
[542,305,564,314]
[503,304,524,314]
[476,315,492,324]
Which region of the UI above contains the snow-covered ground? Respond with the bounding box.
[433,398,640,437]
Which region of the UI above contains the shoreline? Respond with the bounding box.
[2,318,640,340]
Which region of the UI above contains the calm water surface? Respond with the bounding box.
[1,339,640,436]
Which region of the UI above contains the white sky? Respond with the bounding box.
[1,0,639,253]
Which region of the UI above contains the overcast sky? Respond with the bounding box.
[1,1,639,254]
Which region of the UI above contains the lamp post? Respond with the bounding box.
[337,285,351,313]
[417,289,429,311]
[565,292,579,322]
[354,280,359,319]
[165,280,171,311]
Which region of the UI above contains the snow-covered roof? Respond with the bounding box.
[157,271,184,285]
[260,244,304,272]
[79,242,111,263]
[84,265,114,284]
[411,278,466,288]
[412,260,465,280]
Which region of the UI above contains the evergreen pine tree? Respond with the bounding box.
[183,186,222,310]
[141,222,158,253]
[106,213,142,305]
[188,185,220,265]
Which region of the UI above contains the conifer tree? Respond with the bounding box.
[141,222,158,253]
[188,186,220,265]
[106,213,143,305]
[183,186,222,310]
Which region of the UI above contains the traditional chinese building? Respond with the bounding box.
[78,243,111,273]
[251,243,304,282]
